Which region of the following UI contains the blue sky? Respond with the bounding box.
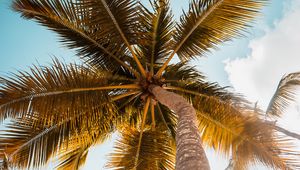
[1,0,300,169]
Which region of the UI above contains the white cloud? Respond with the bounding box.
[225,1,300,109]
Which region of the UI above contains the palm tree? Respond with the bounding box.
[0,0,299,169]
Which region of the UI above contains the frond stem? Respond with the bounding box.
[134,97,150,169]
[163,86,207,97]
[150,3,163,74]
[100,0,147,77]
[117,92,143,110]
[157,103,175,140]
[0,84,140,109]
[111,91,141,101]
[151,100,156,130]
[8,124,57,160]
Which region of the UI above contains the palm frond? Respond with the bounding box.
[0,116,58,168]
[106,125,175,170]
[267,72,300,117]
[79,0,146,76]
[174,0,265,60]
[0,107,114,169]
[56,146,89,170]
[12,0,137,73]
[55,128,109,170]
[193,96,246,154]
[0,152,8,170]
[138,0,174,73]
[0,60,135,122]
[157,0,265,76]
[163,62,206,83]
[233,118,300,170]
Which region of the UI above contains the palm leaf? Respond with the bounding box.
[157,0,265,76]
[138,0,174,73]
[232,118,300,170]
[106,125,175,170]
[0,152,8,170]
[55,128,110,170]
[163,62,206,83]
[12,0,136,73]
[174,0,265,60]
[56,146,89,170]
[78,0,146,76]
[0,60,136,123]
[0,116,58,168]
[0,108,114,169]
[193,96,246,154]
[267,72,300,117]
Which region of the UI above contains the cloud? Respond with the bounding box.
[224,1,300,109]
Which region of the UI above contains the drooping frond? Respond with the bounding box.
[55,128,110,170]
[193,96,246,154]
[163,63,249,153]
[0,60,136,123]
[267,72,300,117]
[0,116,53,168]
[138,0,174,73]
[106,125,175,170]
[232,118,300,170]
[12,0,138,73]
[0,109,114,169]
[56,146,89,170]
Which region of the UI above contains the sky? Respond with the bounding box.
[1,0,300,170]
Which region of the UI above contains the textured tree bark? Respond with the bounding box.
[149,85,210,170]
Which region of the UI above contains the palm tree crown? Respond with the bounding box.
[0,0,299,169]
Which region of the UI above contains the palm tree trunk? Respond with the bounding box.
[149,85,210,170]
